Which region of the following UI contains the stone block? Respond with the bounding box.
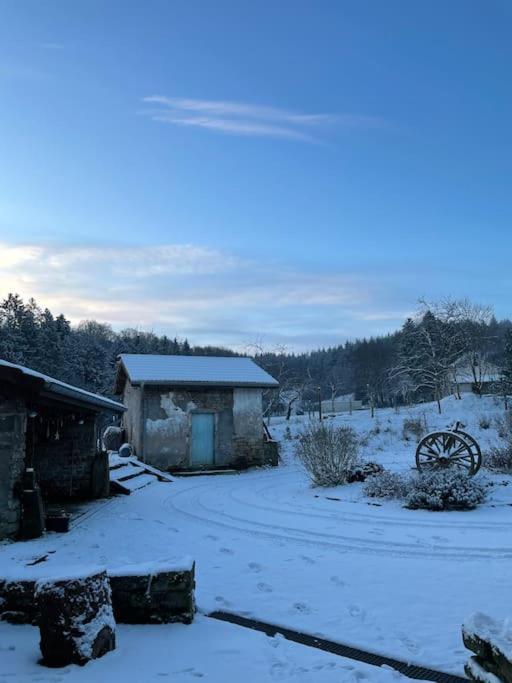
[0,577,38,624]
[36,568,116,667]
[465,656,503,682]
[463,613,512,683]
[108,558,195,624]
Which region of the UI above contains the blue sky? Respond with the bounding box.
[0,1,511,350]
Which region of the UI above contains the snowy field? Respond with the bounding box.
[1,394,511,681]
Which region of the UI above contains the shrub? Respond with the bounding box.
[478,415,491,430]
[494,414,512,440]
[364,470,411,499]
[295,423,360,487]
[346,461,384,483]
[402,417,425,442]
[405,470,487,511]
[484,441,512,473]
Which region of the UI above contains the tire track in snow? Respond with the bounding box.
[164,475,512,561]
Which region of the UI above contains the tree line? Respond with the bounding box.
[0,294,235,397]
[1,293,511,413]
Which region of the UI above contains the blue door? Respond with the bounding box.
[191,413,215,466]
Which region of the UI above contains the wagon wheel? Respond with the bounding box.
[455,429,482,475]
[415,431,477,475]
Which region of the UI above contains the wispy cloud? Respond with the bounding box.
[141,96,381,142]
[0,241,408,350]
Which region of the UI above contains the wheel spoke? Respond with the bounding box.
[418,450,438,460]
[453,459,472,470]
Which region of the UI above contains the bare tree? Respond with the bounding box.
[391,308,465,413]
[326,365,346,412]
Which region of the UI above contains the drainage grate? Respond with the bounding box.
[208,611,468,683]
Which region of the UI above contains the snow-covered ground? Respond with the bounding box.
[0,616,407,682]
[1,393,511,681]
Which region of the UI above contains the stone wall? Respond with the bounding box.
[122,382,267,471]
[33,416,100,499]
[0,399,26,538]
[143,386,234,470]
[232,388,264,467]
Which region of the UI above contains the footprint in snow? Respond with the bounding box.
[204,534,218,541]
[219,547,234,555]
[248,562,262,572]
[293,602,311,614]
[300,555,315,565]
[174,668,204,678]
[397,631,421,654]
[347,604,365,619]
[214,596,232,607]
[368,528,384,536]
[330,575,346,587]
[257,582,273,593]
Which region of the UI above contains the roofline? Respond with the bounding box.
[114,355,279,394]
[42,382,126,412]
[128,379,278,389]
[0,359,125,413]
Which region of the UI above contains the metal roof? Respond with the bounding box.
[117,354,279,389]
[0,358,125,412]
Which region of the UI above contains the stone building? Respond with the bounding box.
[0,359,125,539]
[114,354,279,471]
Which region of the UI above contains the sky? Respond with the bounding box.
[0,1,511,351]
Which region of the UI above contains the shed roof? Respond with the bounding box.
[116,354,279,390]
[0,358,125,413]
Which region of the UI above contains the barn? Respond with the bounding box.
[114,354,279,472]
[0,359,125,540]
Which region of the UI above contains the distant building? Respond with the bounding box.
[114,354,279,472]
[451,364,500,395]
[321,394,363,414]
[0,359,125,540]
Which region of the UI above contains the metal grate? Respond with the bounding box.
[208,611,469,683]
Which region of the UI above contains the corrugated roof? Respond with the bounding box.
[118,354,279,388]
[0,358,125,412]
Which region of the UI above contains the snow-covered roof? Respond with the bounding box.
[453,365,500,384]
[117,354,279,389]
[0,358,125,412]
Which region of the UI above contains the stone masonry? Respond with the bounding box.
[0,399,26,538]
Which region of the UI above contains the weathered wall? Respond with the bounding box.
[0,399,26,538]
[143,387,234,470]
[137,385,265,471]
[33,416,99,499]
[232,388,264,466]
[122,381,142,455]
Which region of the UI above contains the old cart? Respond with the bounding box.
[415,421,482,475]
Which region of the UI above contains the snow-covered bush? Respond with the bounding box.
[364,470,411,499]
[484,440,512,473]
[295,423,360,487]
[405,470,487,511]
[402,417,424,442]
[346,461,384,483]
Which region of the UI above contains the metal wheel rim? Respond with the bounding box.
[455,429,482,474]
[415,431,477,475]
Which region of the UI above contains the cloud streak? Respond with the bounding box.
[0,241,409,350]
[141,96,381,141]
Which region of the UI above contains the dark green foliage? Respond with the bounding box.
[1,293,511,405]
[0,294,236,397]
